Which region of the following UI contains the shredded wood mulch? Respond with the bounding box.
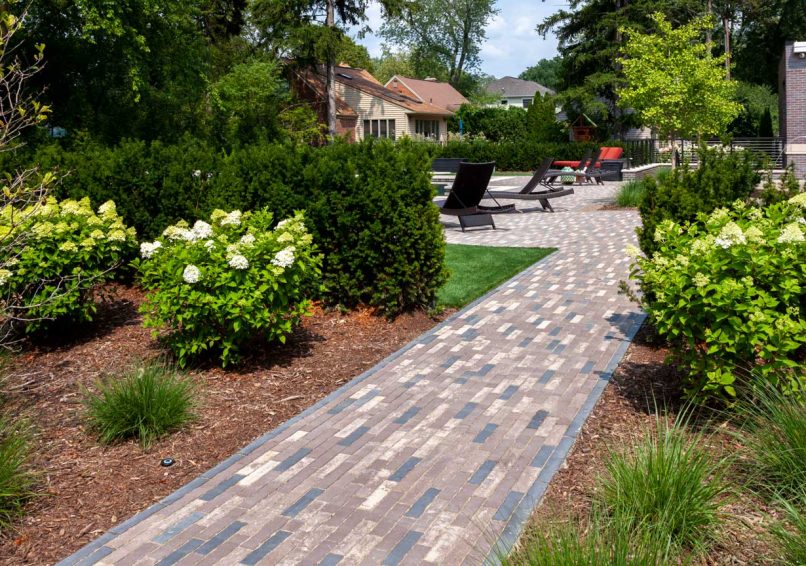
[514,325,783,565]
[0,284,446,565]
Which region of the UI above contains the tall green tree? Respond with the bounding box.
[379,0,498,90]
[252,0,406,137]
[371,49,416,83]
[525,93,565,142]
[733,0,806,91]
[22,0,212,142]
[519,56,563,91]
[537,0,706,136]
[618,13,741,149]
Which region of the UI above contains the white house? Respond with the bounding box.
[485,76,555,109]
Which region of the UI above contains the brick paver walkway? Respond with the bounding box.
[61,182,644,566]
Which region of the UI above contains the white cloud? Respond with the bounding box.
[350,0,563,77]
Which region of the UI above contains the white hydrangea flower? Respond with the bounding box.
[675,254,689,267]
[108,229,127,242]
[746,207,762,221]
[625,244,641,259]
[277,232,294,244]
[59,241,78,253]
[228,254,249,270]
[693,273,710,288]
[744,226,764,243]
[204,239,215,251]
[709,207,730,223]
[80,237,96,248]
[226,243,240,255]
[0,269,11,286]
[777,223,805,244]
[90,229,105,240]
[715,222,746,248]
[183,264,201,284]
[220,210,242,226]
[240,233,256,247]
[275,218,291,230]
[271,247,295,268]
[798,217,806,225]
[140,241,162,258]
[4,257,19,267]
[163,225,190,241]
[192,220,213,240]
[788,193,806,209]
[98,200,117,217]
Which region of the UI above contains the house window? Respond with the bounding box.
[523,99,532,108]
[363,119,395,140]
[500,100,508,105]
[415,119,440,140]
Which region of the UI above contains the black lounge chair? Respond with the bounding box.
[437,161,515,231]
[578,148,605,185]
[490,158,575,212]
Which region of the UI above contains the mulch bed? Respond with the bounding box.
[0,284,446,565]
[514,325,781,564]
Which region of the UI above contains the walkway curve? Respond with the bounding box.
[60,182,644,566]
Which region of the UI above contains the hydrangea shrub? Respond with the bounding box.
[627,196,806,401]
[0,197,137,334]
[136,209,321,367]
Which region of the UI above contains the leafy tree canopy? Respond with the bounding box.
[519,56,563,91]
[617,13,741,141]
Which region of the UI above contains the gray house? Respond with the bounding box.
[485,77,554,109]
[781,41,806,177]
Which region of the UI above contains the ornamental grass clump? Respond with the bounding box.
[771,488,806,565]
[0,197,136,335]
[83,361,196,449]
[597,415,730,553]
[736,382,806,501]
[137,209,321,367]
[0,416,35,530]
[627,195,806,401]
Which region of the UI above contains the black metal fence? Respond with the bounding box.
[621,137,785,168]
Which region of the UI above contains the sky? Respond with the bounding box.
[355,0,564,79]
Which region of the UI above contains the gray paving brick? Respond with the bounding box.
[60,184,644,566]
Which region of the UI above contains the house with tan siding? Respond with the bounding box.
[291,65,454,142]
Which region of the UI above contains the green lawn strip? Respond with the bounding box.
[438,244,554,308]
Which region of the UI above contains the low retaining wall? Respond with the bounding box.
[622,163,672,181]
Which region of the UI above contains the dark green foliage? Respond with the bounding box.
[728,82,779,137]
[758,108,774,137]
[448,106,529,142]
[303,140,447,314]
[0,417,35,530]
[525,94,566,143]
[760,164,803,206]
[83,361,197,449]
[28,138,446,315]
[637,146,761,257]
[433,140,599,172]
[518,56,562,91]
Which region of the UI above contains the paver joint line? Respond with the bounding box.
[58,184,644,566]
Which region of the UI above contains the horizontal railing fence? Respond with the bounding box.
[622,137,785,168]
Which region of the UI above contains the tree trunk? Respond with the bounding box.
[723,16,731,80]
[325,0,337,139]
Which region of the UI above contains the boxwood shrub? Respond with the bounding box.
[23,137,446,315]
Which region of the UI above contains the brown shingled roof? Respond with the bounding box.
[330,65,454,116]
[385,76,468,112]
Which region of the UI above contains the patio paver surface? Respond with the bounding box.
[60,182,644,566]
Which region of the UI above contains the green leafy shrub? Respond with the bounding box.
[737,383,806,501]
[637,146,761,257]
[83,361,196,448]
[303,140,447,314]
[598,416,729,550]
[448,105,529,142]
[628,197,806,400]
[760,163,803,206]
[0,196,136,334]
[27,139,447,315]
[137,209,321,367]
